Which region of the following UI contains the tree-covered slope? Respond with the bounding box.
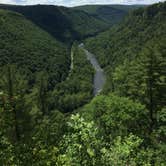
[84,3,166,164]
[0,2,166,165]
[85,2,166,68]
[74,4,145,25]
[85,1,166,136]
[0,4,108,42]
[0,9,69,87]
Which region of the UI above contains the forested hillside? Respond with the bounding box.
[85,2,166,69]
[0,2,165,165]
[0,44,95,165]
[0,9,69,88]
[51,44,94,112]
[84,2,166,164]
[74,4,144,25]
[0,4,108,42]
[85,1,166,99]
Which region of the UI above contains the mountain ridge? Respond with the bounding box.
[0,4,141,42]
[0,4,109,42]
[73,4,145,25]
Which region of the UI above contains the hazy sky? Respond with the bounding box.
[0,0,165,6]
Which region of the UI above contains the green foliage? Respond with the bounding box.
[101,134,143,166]
[0,9,69,88]
[31,145,59,166]
[0,65,31,142]
[151,107,166,165]
[85,2,166,86]
[74,4,142,25]
[112,41,166,130]
[0,2,165,165]
[84,2,166,164]
[0,5,108,42]
[36,72,49,115]
[58,114,152,166]
[58,114,101,166]
[0,133,18,165]
[32,110,66,145]
[85,2,166,72]
[81,94,149,139]
[51,45,94,112]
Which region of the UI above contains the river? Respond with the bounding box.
[79,43,106,96]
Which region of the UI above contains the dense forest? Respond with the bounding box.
[74,4,144,25]
[0,4,108,43]
[85,2,166,164]
[0,4,138,43]
[0,2,166,165]
[0,9,69,88]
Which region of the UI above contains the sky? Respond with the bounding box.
[0,0,165,6]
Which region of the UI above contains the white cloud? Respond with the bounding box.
[0,0,65,5]
[0,0,165,6]
[0,0,15,4]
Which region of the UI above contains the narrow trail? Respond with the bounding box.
[79,43,106,96]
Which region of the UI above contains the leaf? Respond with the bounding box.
[87,148,95,157]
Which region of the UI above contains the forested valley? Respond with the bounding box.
[0,2,165,165]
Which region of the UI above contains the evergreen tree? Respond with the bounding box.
[0,65,29,142]
[36,72,49,115]
[140,41,166,130]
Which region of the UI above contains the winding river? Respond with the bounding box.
[79,43,106,96]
